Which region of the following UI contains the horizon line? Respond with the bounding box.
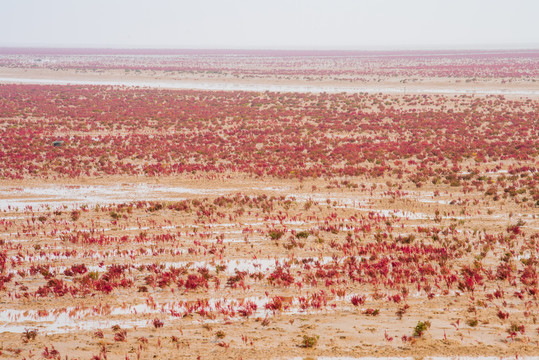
[1,46,539,56]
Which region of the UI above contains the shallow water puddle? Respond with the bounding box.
[0,289,459,334]
[10,254,347,276]
[2,77,539,96]
[0,295,338,334]
[0,184,237,210]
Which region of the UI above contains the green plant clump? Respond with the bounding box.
[413,320,431,337]
[269,230,284,240]
[301,334,319,348]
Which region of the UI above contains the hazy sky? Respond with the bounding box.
[2,0,538,49]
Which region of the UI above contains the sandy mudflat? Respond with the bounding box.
[0,172,538,359]
[0,58,537,359]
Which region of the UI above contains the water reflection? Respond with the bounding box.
[1,77,538,95]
